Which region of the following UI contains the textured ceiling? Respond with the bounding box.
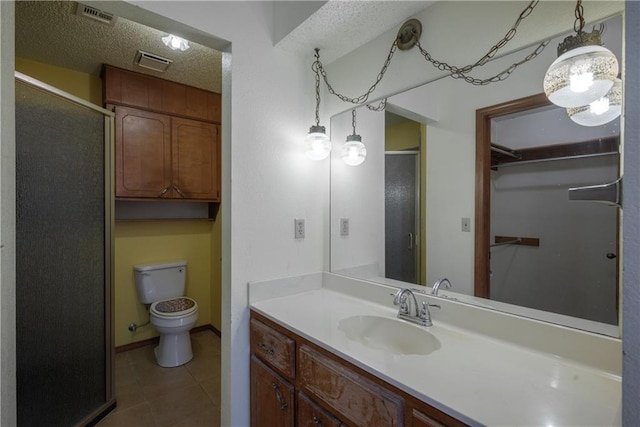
[275,1,435,64]
[15,1,222,93]
[15,1,436,94]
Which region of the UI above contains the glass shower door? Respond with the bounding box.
[15,77,114,426]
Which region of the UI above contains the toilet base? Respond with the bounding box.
[154,331,194,367]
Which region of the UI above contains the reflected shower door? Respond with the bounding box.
[16,80,112,425]
[385,153,419,283]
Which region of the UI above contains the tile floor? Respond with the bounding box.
[98,329,221,427]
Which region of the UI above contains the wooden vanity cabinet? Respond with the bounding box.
[251,356,295,427]
[104,65,221,202]
[250,311,468,427]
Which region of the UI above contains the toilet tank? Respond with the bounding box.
[134,260,187,304]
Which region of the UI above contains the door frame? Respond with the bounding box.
[474,93,552,298]
[385,150,420,283]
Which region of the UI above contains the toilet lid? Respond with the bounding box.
[151,297,198,317]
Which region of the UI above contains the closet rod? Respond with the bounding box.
[490,145,521,159]
[494,152,618,168]
[490,238,521,247]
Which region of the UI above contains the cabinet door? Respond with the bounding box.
[251,355,294,427]
[412,408,446,427]
[298,392,343,427]
[115,106,172,198]
[171,117,220,201]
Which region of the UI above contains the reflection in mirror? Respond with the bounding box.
[330,13,622,337]
[476,93,619,328]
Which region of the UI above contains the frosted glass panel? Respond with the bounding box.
[16,82,107,426]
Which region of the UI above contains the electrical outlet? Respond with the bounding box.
[294,219,305,239]
[461,217,471,232]
[340,218,349,236]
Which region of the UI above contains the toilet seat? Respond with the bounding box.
[151,297,198,318]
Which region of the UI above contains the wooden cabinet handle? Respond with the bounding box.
[271,382,288,410]
[173,184,186,198]
[157,186,170,197]
[259,343,275,355]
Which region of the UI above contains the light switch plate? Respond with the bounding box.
[294,219,305,239]
[340,218,349,236]
[461,217,471,232]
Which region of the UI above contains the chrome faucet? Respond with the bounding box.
[431,277,452,296]
[392,288,437,327]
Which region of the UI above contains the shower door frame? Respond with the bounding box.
[15,71,116,423]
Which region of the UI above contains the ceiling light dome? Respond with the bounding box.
[567,78,622,126]
[162,34,190,51]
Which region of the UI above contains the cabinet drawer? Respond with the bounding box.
[298,345,404,427]
[251,356,294,427]
[412,408,446,427]
[297,392,343,427]
[250,318,295,379]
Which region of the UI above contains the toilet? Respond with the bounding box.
[134,260,199,367]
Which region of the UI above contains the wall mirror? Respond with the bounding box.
[329,12,622,337]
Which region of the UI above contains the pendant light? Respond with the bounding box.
[567,77,622,126]
[342,110,367,166]
[304,49,331,161]
[543,1,618,108]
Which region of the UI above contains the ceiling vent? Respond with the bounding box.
[75,3,117,26]
[135,50,173,73]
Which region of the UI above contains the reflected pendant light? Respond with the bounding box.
[543,1,618,108]
[304,49,331,160]
[567,77,622,126]
[342,110,367,166]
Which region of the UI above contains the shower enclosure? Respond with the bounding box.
[15,73,115,425]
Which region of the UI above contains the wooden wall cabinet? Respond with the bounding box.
[250,311,467,427]
[104,65,221,204]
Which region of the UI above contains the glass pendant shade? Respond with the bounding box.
[304,125,332,160]
[567,78,622,126]
[342,135,367,166]
[544,45,618,108]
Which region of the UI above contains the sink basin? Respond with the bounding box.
[338,315,441,356]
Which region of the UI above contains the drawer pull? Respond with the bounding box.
[312,414,323,425]
[157,186,170,197]
[259,343,275,355]
[271,382,288,410]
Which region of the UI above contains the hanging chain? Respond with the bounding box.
[312,49,322,126]
[351,109,357,134]
[366,98,387,111]
[574,0,585,33]
[315,41,398,106]
[416,39,549,85]
[313,0,545,106]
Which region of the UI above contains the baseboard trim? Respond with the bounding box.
[116,323,221,353]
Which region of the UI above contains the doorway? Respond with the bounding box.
[475,93,620,324]
[385,152,420,283]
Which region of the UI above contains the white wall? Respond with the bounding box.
[330,106,385,277]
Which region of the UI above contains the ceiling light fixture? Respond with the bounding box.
[303,2,551,158]
[162,34,190,51]
[567,77,622,126]
[543,0,618,108]
[342,109,367,166]
[304,49,331,161]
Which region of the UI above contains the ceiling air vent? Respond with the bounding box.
[75,3,117,26]
[135,50,173,73]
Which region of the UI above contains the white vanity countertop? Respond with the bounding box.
[250,284,621,426]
